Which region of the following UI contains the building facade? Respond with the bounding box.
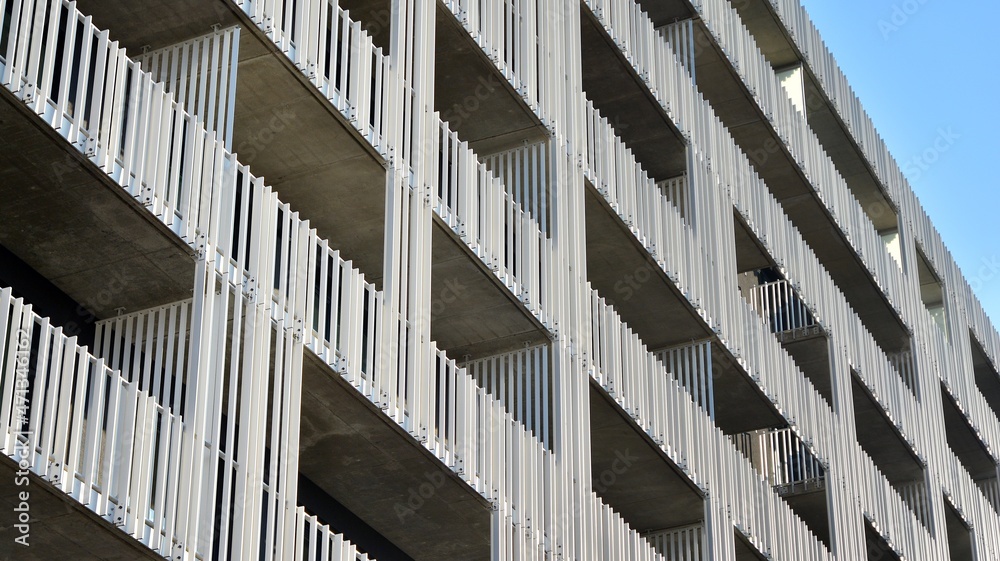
[0,0,998,559]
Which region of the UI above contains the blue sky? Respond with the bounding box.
[800,0,1000,327]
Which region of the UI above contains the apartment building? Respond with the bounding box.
[1,0,998,559]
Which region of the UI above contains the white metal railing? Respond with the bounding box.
[8,0,998,556]
[656,19,696,83]
[434,117,547,324]
[644,522,704,561]
[898,479,932,529]
[583,97,696,269]
[978,477,1000,513]
[744,278,818,336]
[939,450,1000,559]
[766,1,1000,384]
[685,10,1000,537]
[294,508,376,560]
[227,0,1000,554]
[482,139,552,233]
[730,427,825,490]
[1,292,379,561]
[589,288,832,561]
[0,2,679,557]
[442,0,542,118]
[688,0,909,324]
[580,0,949,555]
[93,300,193,414]
[461,343,552,448]
[1,287,183,555]
[135,26,240,151]
[653,340,714,419]
[856,451,925,558]
[234,0,390,152]
[887,349,918,397]
[656,174,692,224]
[711,3,1000,542]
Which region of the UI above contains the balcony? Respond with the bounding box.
[726,0,903,241]
[940,385,999,510]
[851,375,931,530]
[0,457,165,560]
[916,244,949,339]
[580,6,689,182]
[730,427,830,547]
[971,334,1000,421]
[0,283,408,560]
[643,524,776,561]
[88,290,495,560]
[434,2,549,153]
[588,289,831,558]
[863,517,902,561]
[979,476,1000,514]
[76,0,392,284]
[643,523,703,561]
[0,58,194,321]
[585,183,785,437]
[460,343,553,448]
[734,530,769,561]
[590,380,707,540]
[736,230,834,406]
[741,274,820,342]
[86,280,491,559]
[944,497,975,561]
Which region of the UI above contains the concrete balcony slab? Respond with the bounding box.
[589,380,705,534]
[0,456,164,560]
[298,350,492,561]
[0,89,195,320]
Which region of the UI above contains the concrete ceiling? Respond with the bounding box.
[971,337,1000,421]
[0,457,167,560]
[631,0,694,26]
[76,0,239,52]
[434,5,549,155]
[734,530,769,561]
[580,11,688,181]
[298,352,492,561]
[864,518,902,561]
[851,376,925,485]
[783,488,831,550]
[590,382,705,534]
[915,246,945,306]
[0,90,195,320]
[229,24,390,286]
[940,388,997,481]
[782,334,834,409]
[734,213,775,274]
[585,185,709,349]
[944,500,974,561]
[430,221,550,359]
[710,342,787,435]
[721,0,799,69]
[339,0,393,51]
